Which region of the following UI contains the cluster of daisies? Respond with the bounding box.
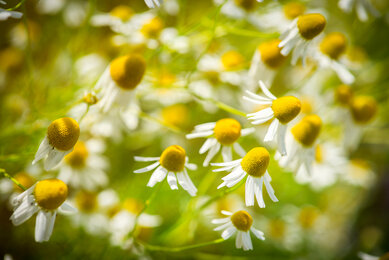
[3,0,382,255]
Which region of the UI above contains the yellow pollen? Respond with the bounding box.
[258,39,287,69]
[110,54,146,90]
[298,206,319,229]
[269,219,286,239]
[241,147,270,177]
[300,97,313,114]
[141,17,164,38]
[350,96,377,124]
[214,118,242,145]
[297,14,326,40]
[315,145,323,163]
[335,84,353,106]
[272,96,302,124]
[231,210,253,232]
[83,92,98,105]
[75,190,98,213]
[123,198,144,215]
[221,50,245,71]
[34,179,68,210]
[233,0,257,11]
[159,145,186,172]
[65,141,89,168]
[291,114,322,147]
[14,172,35,191]
[157,71,176,87]
[47,117,80,151]
[110,5,133,21]
[162,104,189,129]
[320,32,347,60]
[283,2,305,20]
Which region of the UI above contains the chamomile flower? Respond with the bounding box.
[145,0,163,8]
[338,0,379,22]
[277,114,322,176]
[33,117,80,171]
[279,13,326,65]
[212,147,278,208]
[91,5,134,33]
[243,80,302,155]
[0,1,22,21]
[10,179,77,242]
[186,118,254,166]
[134,145,198,196]
[58,139,108,190]
[313,32,355,84]
[212,210,265,251]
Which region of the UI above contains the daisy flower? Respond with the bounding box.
[279,13,326,65]
[212,210,265,251]
[277,114,322,176]
[145,0,163,8]
[243,80,302,155]
[338,0,379,22]
[10,179,77,242]
[313,32,355,84]
[91,5,134,33]
[186,118,254,166]
[0,1,23,21]
[33,117,80,171]
[212,147,278,208]
[134,145,198,196]
[58,139,108,190]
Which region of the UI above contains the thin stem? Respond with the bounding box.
[139,111,185,135]
[0,169,27,191]
[78,104,90,124]
[139,237,225,252]
[6,0,26,11]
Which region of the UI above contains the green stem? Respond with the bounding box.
[139,238,225,252]
[6,0,26,11]
[0,169,27,191]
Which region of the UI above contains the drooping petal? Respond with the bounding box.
[35,211,57,242]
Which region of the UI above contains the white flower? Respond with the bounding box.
[212,147,278,208]
[10,179,77,242]
[144,0,163,8]
[358,252,381,260]
[33,117,80,171]
[243,80,301,156]
[338,0,379,22]
[91,5,134,33]
[134,145,198,196]
[0,1,22,21]
[212,210,265,251]
[186,118,254,166]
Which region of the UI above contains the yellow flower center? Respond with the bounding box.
[75,190,98,213]
[269,219,286,239]
[110,54,146,90]
[159,145,186,172]
[241,147,270,177]
[83,92,98,105]
[315,145,323,163]
[320,32,347,60]
[214,118,242,145]
[123,198,144,215]
[221,50,245,71]
[300,97,313,114]
[65,141,89,168]
[350,96,377,124]
[47,117,80,151]
[233,0,257,11]
[157,71,176,87]
[258,39,287,69]
[297,14,326,40]
[231,210,253,232]
[334,84,353,106]
[34,179,68,210]
[141,17,164,38]
[272,96,302,124]
[298,206,319,229]
[162,104,189,129]
[14,172,35,191]
[283,2,305,20]
[291,114,322,147]
[110,5,133,21]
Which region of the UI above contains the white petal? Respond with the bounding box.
[58,202,78,215]
[194,122,216,131]
[245,176,255,206]
[167,172,178,190]
[241,128,255,136]
[277,123,287,156]
[244,90,272,102]
[147,166,167,187]
[221,210,232,216]
[233,143,246,157]
[243,96,273,105]
[250,115,274,125]
[44,148,70,171]
[254,177,266,208]
[185,162,198,171]
[251,227,265,240]
[183,169,197,196]
[186,130,214,139]
[222,166,245,181]
[225,171,246,188]
[211,217,230,224]
[10,196,38,226]
[221,146,232,162]
[203,142,221,167]
[247,107,274,120]
[211,159,242,167]
[242,231,253,251]
[264,119,279,142]
[199,138,217,154]
[222,226,236,240]
[134,156,160,162]
[35,210,57,242]
[235,230,243,249]
[134,161,160,173]
[32,137,51,165]
[331,60,355,84]
[263,173,278,202]
[214,221,232,231]
[259,81,277,100]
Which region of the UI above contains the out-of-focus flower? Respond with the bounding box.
[358,252,389,260]
[212,210,265,251]
[145,0,163,9]
[244,81,301,155]
[91,5,134,33]
[134,145,198,196]
[338,0,379,22]
[186,118,254,166]
[342,159,375,187]
[33,117,80,171]
[10,179,77,242]
[0,1,22,21]
[212,147,278,208]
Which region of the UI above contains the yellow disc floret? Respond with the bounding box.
[214,118,242,145]
[272,96,302,124]
[221,50,245,71]
[141,17,164,38]
[34,179,68,210]
[241,147,270,177]
[298,206,319,229]
[269,219,286,239]
[75,190,98,213]
[123,198,144,215]
[283,2,305,20]
[335,84,353,106]
[110,54,146,90]
[110,5,133,21]
[65,141,89,168]
[349,96,377,124]
[320,32,347,60]
[160,145,186,172]
[14,172,35,191]
[47,117,80,151]
[234,0,257,11]
[231,210,253,232]
[297,14,326,40]
[258,39,287,69]
[291,114,322,147]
